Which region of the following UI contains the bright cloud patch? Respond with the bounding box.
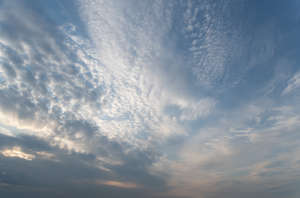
[96,180,139,189]
[1,147,35,161]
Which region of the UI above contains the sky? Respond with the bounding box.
[0,0,300,197]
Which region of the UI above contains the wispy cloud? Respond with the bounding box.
[282,72,300,95]
[95,180,139,189]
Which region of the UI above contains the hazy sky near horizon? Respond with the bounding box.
[1,0,300,197]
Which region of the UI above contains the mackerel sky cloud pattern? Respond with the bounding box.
[0,0,300,198]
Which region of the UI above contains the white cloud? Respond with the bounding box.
[36,151,56,160]
[1,146,35,160]
[76,0,218,142]
[150,101,300,197]
[183,0,245,88]
[1,1,300,197]
[175,97,216,121]
[95,180,139,189]
[282,72,300,95]
[0,1,220,164]
[0,125,16,137]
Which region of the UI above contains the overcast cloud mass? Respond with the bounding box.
[1,0,300,197]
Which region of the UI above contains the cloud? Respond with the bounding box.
[0,132,171,198]
[1,0,300,198]
[36,151,56,160]
[0,0,173,195]
[151,99,300,198]
[174,97,216,121]
[1,146,35,160]
[0,125,16,137]
[282,72,300,95]
[95,180,139,189]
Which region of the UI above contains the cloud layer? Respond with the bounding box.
[1,0,300,198]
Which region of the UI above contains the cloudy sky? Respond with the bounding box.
[1,0,300,197]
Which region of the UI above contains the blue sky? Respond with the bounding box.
[0,0,300,197]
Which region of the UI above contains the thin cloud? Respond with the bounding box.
[95,180,139,189]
